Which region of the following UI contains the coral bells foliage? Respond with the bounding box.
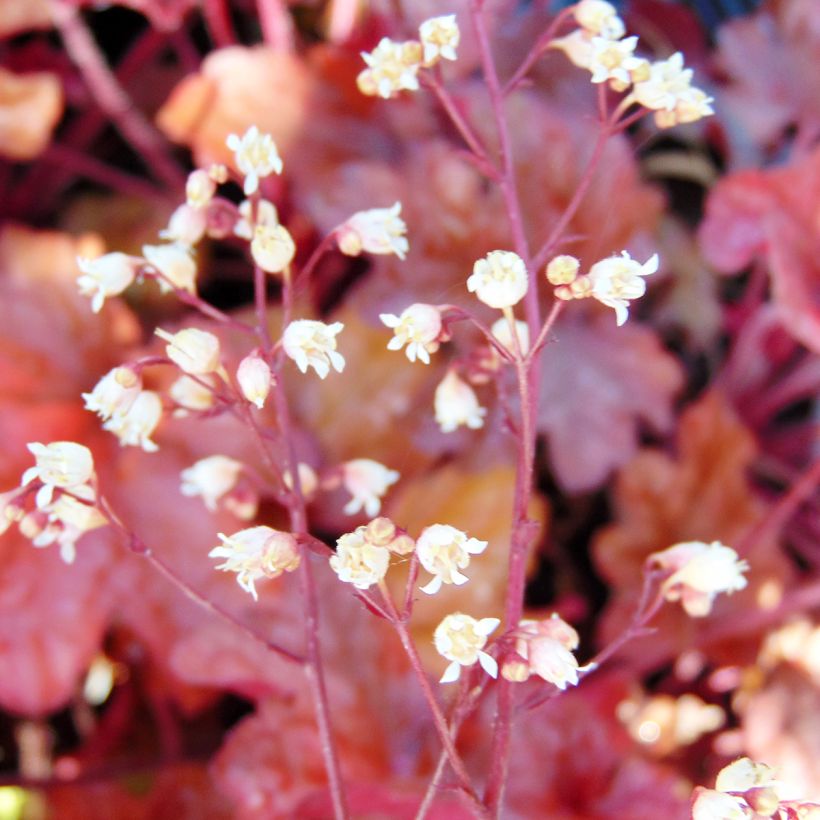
[379,303,442,364]
[434,613,500,683]
[209,526,300,600]
[282,320,345,378]
[416,523,488,595]
[649,541,749,617]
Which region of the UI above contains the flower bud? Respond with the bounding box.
[237,353,271,409]
[156,327,222,375]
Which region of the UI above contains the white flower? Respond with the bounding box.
[82,366,141,421]
[574,0,625,39]
[251,223,296,274]
[649,541,749,617]
[550,30,596,70]
[283,462,319,499]
[234,198,279,241]
[282,320,345,379]
[169,374,216,416]
[632,52,694,111]
[546,255,580,286]
[419,15,460,65]
[434,371,486,433]
[185,169,216,209]
[209,526,300,600]
[329,528,390,590]
[379,303,442,364]
[103,390,163,452]
[490,317,530,357]
[237,353,271,409]
[226,126,283,196]
[434,613,500,683]
[357,38,423,99]
[142,243,198,294]
[416,523,487,595]
[337,202,409,260]
[341,459,399,517]
[588,36,643,86]
[76,252,138,313]
[654,86,715,129]
[691,788,750,820]
[511,616,583,689]
[159,204,207,247]
[180,455,243,511]
[587,251,659,325]
[715,758,778,793]
[33,494,107,564]
[467,250,529,309]
[22,442,95,509]
[156,327,222,375]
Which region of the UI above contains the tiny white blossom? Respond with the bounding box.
[159,204,207,247]
[185,169,216,209]
[434,371,486,433]
[467,250,529,309]
[169,374,216,416]
[632,52,714,125]
[587,251,659,325]
[209,526,300,600]
[337,202,409,260]
[715,758,777,793]
[649,540,749,617]
[142,243,198,294]
[33,494,107,564]
[434,613,500,683]
[156,327,222,375]
[282,320,345,379]
[341,459,399,517]
[510,616,583,689]
[419,15,460,65]
[283,463,320,499]
[357,38,423,100]
[82,366,141,421]
[490,317,530,357]
[654,86,715,129]
[237,353,271,409]
[76,253,138,313]
[691,788,750,820]
[226,126,283,196]
[416,524,488,595]
[234,198,279,241]
[379,303,442,364]
[329,527,390,590]
[574,0,625,38]
[22,442,95,509]
[180,455,243,511]
[550,30,596,70]
[103,390,163,452]
[251,223,296,274]
[588,36,643,86]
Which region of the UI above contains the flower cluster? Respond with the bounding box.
[551,0,713,128]
[357,16,460,99]
[649,540,749,617]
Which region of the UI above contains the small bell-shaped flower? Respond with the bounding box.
[142,243,198,294]
[103,390,163,452]
[22,442,96,509]
[76,252,139,313]
[82,366,142,422]
[329,527,390,590]
[341,459,400,517]
[467,250,529,309]
[251,224,296,274]
[434,371,486,433]
[226,126,283,196]
[156,327,222,375]
[419,15,460,65]
[180,455,244,512]
[237,353,272,409]
[336,202,409,260]
[416,523,487,595]
[379,303,442,364]
[434,612,500,683]
[282,320,345,379]
[357,39,423,99]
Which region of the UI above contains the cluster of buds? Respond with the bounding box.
[551,0,713,128]
[180,455,258,520]
[329,517,414,590]
[648,540,749,617]
[1,442,105,564]
[501,614,588,690]
[692,757,820,820]
[548,251,659,326]
[357,15,460,100]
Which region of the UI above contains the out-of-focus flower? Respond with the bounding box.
[379,303,442,364]
[186,169,216,209]
[0,66,63,161]
[574,0,625,38]
[336,202,409,260]
[142,243,198,294]
[169,374,216,416]
[434,613,499,683]
[632,53,714,128]
[653,87,715,129]
[341,459,399,517]
[363,517,415,555]
[283,463,319,499]
[419,15,460,65]
[467,250,528,309]
[237,353,271,409]
[649,540,749,617]
[550,30,596,70]
[434,371,486,433]
[159,204,207,247]
[180,456,244,511]
[156,327,222,375]
[22,442,95,509]
[588,36,643,87]
[329,528,390,590]
[282,320,345,379]
[490,317,530,357]
[505,615,583,689]
[251,223,296,274]
[234,198,279,240]
[82,366,141,422]
[545,255,580,286]
[226,125,283,196]
[32,494,107,565]
[102,390,163,452]
[416,524,487,595]
[76,252,139,313]
[357,38,423,99]
[691,788,749,820]
[692,757,790,820]
[715,758,777,793]
[587,251,659,326]
[209,526,300,600]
